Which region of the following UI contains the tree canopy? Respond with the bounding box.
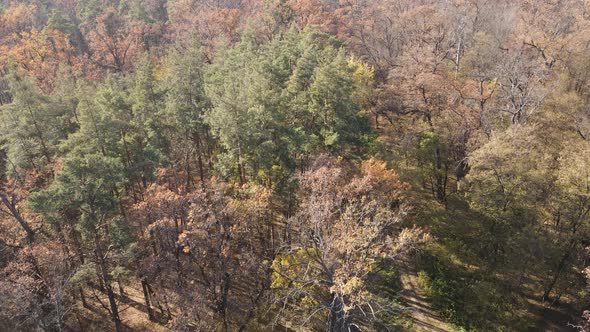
[1,1,590,331]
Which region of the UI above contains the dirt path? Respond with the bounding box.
[397,259,455,332]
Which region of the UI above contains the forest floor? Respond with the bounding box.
[530,305,578,332]
[68,284,171,332]
[397,257,456,332]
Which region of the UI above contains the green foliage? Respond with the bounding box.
[109,216,134,248]
[417,246,516,331]
[416,131,451,199]
[0,69,74,177]
[70,262,99,285]
[59,71,166,193]
[205,27,375,186]
[29,150,124,235]
[412,199,541,332]
[163,38,209,141]
[4,2,590,331]
[205,34,273,181]
[110,265,133,281]
[270,249,314,289]
[76,0,102,30]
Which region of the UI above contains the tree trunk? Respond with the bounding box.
[94,234,122,332]
[329,293,346,332]
[543,251,570,302]
[185,148,192,190]
[117,280,125,295]
[217,272,231,332]
[163,294,172,321]
[205,130,213,169]
[26,105,52,165]
[141,278,155,321]
[434,147,446,202]
[72,229,85,264]
[79,288,88,308]
[193,132,205,183]
[0,191,35,244]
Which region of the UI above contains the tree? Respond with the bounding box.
[163,39,210,186]
[127,55,167,194]
[271,156,428,331]
[3,28,78,93]
[86,8,138,73]
[466,125,550,269]
[540,140,590,302]
[131,180,272,330]
[205,27,374,183]
[0,70,73,178]
[67,74,163,198]
[177,181,272,331]
[416,131,450,202]
[29,151,126,332]
[167,0,255,56]
[0,182,36,244]
[0,241,75,332]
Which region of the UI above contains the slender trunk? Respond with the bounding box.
[237,140,245,185]
[79,288,88,308]
[0,191,35,244]
[543,251,570,302]
[117,280,125,295]
[237,280,267,332]
[479,80,491,138]
[141,278,155,321]
[94,234,122,332]
[26,106,52,164]
[148,282,165,318]
[454,37,462,80]
[287,185,293,219]
[28,253,49,298]
[163,294,172,321]
[269,195,274,254]
[174,245,183,285]
[185,148,192,190]
[193,132,205,183]
[75,310,84,331]
[217,272,231,332]
[54,223,76,267]
[71,229,85,264]
[205,130,213,169]
[149,229,158,256]
[329,293,347,332]
[374,112,379,129]
[434,147,446,202]
[197,150,205,183]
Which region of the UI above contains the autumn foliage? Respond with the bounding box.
[1,0,590,331]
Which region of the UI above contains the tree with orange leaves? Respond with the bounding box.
[4,28,77,93]
[86,8,139,73]
[271,156,429,331]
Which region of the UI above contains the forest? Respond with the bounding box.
[0,0,590,331]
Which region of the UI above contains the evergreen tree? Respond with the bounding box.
[163,38,211,185]
[29,150,126,332]
[128,55,167,191]
[0,70,73,178]
[205,32,274,184]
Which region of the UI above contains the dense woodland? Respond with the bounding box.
[1,0,590,331]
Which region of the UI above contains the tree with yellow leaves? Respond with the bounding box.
[271,156,429,331]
